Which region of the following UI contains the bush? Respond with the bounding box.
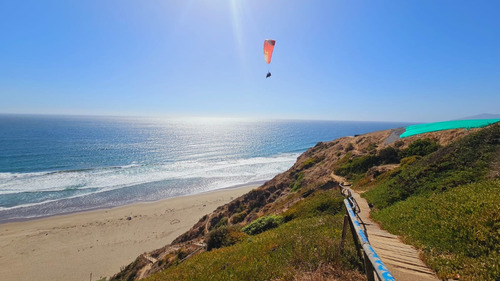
[242,215,284,235]
[300,157,318,170]
[345,143,354,152]
[334,155,379,177]
[230,211,247,224]
[401,138,439,158]
[206,226,246,251]
[212,217,228,230]
[377,146,400,164]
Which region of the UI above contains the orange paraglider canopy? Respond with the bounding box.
[263,39,276,64]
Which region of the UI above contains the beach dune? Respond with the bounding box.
[0,186,256,281]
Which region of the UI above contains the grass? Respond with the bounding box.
[372,180,500,280]
[144,190,364,281]
[360,124,500,280]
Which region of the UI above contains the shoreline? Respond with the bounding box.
[0,185,258,281]
[0,181,266,225]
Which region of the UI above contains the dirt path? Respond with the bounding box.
[332,173,439,280]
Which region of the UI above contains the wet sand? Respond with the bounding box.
[0,186,256,281]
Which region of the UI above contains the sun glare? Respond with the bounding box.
[229,0,247,69]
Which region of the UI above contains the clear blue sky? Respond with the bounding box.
[1,1,499,122]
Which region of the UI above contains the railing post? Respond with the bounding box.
[364,252,376,281]
[347,212,363,261]
[339,213,349,254]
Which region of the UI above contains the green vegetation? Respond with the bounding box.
[283,188,344,221]
[334,155,378,178]
[241,215,284,235]
[206,225,246,251]
[289,172,305,192]
[120,124,499,281]
[377,146,400,164]
[145,190,364,281]
[211,217,228,230]
[363,125,498,209]
[300,157,319,170]
[335,138,441,183]
[400,138,439,158]
[230,210,247,224]
[361,124,500,280]
[372,180,500,280]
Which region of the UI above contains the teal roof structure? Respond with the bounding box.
[400,119,500,138]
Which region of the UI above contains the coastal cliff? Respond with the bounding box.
[111,124,499,281]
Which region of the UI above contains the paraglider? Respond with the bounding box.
[263,39,275,78]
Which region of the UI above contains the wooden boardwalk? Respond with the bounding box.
[351,190,439,281]
[331,172,439,280]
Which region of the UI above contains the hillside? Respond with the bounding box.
[111,124,499,281]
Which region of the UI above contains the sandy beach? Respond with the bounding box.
[0,185,256,281]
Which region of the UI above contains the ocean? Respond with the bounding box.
[0,115,411,223]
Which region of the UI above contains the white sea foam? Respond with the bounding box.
[0,153,299,198]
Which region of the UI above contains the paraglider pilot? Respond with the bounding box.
[266,72,271,78]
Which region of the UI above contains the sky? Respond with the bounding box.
[1,0,499,122]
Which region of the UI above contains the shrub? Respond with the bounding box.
[401,138,439,158]
[394,140,404,148]
[377,146,400,164]
[345,143,354,152]
[230,211,247,224]
[300,157,318,170]
[212,217,228,230]
[334,155,379,177]
[242,215,284,235]
[176,249,187,260]
[206,226,246,251]
[290,172,305,192]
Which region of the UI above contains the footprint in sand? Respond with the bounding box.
[170,219,180,225]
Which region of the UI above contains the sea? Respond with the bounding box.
[0,115,412,223]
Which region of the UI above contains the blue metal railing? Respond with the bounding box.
[339,184,395,281]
